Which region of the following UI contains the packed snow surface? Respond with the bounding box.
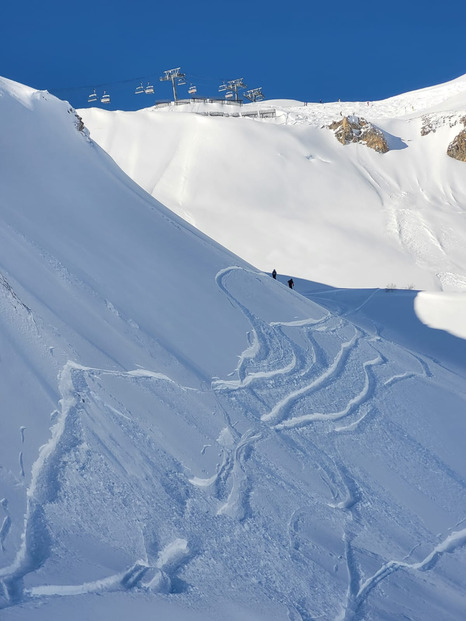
[1,76,466,620]
[79,73,466,294]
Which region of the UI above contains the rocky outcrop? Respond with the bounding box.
[74,113,85,133]
[421,113,466,136]
[68,107,87,135]
[447,121,466,162]
[328,116,389,153]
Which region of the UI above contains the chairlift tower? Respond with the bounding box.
[160,67,186,102]
[219,78,247,102]
[244,87,265,102]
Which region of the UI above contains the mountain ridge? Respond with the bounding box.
[79,73,466,292]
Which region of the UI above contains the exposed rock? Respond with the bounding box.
[68,107,87,135]
[421,113,466,136]
[447,127,466,162]
[74,113,85,133]
[421,117,436,136]
[328,116,389,153]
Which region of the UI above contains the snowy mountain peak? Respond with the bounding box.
[0,75,39,107]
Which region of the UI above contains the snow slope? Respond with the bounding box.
[415,291,466,340]
[79,73,466,293]
[1,77,466,620]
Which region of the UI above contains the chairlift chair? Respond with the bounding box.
[88,89,98,103]
[101,91,111,104]
[218,84,227,92]
[225,91,234,99]
[188,84,197,95]
[135,82,144,95]
[145,82,155,94]
[177,78,186,86]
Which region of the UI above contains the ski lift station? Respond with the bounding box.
[84,67,272,120]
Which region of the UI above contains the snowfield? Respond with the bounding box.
[0,76,465,620]
[79,73,466,294]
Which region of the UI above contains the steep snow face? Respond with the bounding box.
[1,77,466,620]
[79,74,466,292]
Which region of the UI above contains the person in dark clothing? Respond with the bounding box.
[288,278,294,289]
[272,269,277,279]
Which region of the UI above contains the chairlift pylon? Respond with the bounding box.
[88,89,98,103]
[101,91,111,104]
[135,82,144,95]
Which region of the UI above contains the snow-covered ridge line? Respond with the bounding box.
[151,73,466,125]
[79,72,466,291]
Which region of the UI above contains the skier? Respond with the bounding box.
[288,278,294,289]
[272,269,277,279]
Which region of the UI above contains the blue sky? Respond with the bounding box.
[3,0,465,110]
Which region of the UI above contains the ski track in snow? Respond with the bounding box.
[0,500,11,554]
[261,332,361,426]
[0,361,196,608]
[26,538,191,599]
[274,355,383,432]
[1,265,465,617]
[339,528,466,621]
[213,268,395,438]
[211,267,466,619]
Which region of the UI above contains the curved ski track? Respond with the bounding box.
[210,267,466,620]
[1,266,465,620]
